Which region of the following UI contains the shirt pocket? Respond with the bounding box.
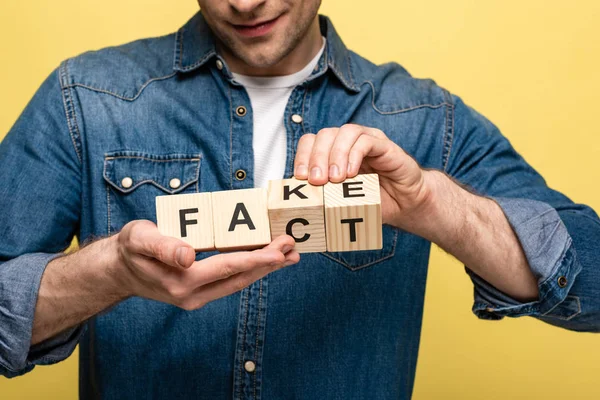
[319,225,399,271]
[103,151,201,233]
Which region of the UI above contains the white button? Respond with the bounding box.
[121,177,133,189]
[244,360,256,373]
[216,59,224,70]
[169,178,181,189]
[291,114,303,124]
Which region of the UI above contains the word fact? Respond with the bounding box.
[155,174,383,253]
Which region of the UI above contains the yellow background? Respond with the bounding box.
[1,0,599,399]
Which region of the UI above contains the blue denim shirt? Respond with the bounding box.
[1,12,599,400]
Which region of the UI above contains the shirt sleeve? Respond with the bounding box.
[0,67,84,377]
[445,93,600,332]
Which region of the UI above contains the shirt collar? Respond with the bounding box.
[173,12,360,92]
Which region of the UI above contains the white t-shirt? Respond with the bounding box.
[232,39,326,189]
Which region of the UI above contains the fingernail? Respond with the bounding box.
[347,163,353,174]
[329,164,340,179]
[295,165,308,177]
[176,247,189,267]
[310,166,322,180]
[282,245,293,254]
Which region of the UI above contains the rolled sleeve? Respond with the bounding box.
[0,253,83,378]
[467,197,582,321]
[446,94,599,331]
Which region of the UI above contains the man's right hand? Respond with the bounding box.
[112,220,300,311]
[32,220,299,345]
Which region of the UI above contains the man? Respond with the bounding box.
[0,0,598,399]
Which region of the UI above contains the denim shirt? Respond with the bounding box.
[1,12,599,400]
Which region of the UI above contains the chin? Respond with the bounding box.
[242,55,281,69]
[237,46,286,69]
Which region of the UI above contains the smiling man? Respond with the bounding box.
[1,0,599,399]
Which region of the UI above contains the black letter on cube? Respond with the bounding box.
[228,203,256,232]
[340,218,364,242]
[179,208,199,237]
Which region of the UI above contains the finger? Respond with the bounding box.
[361,126,388,140]
[328,124,366,182]
[122,220,196,269]
[133,254,186,285]
[349,134,421,186]
[283,249,301,265]
[189,251,300,308]
[187,236,296,286]
[264,235,299,265]
[294,133,316,179]
[264,234,296,253]
[123,255,192,304]
[347,134,392,177]
[308,128,338,185]
[187,247,286,285]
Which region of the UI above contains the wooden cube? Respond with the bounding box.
[267,178,326,253]
[211,188,272,251]
[155,192,215,251]
[323,173,382,251]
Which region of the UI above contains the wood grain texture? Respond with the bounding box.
[211,188,272,251]
[323,173,382,251]
[155,192,214,251]
[268,178,326,253]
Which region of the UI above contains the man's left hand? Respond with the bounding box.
[293,124,433,232]
[293,124,539,301]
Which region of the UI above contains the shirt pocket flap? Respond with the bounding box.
[103,151,201,195]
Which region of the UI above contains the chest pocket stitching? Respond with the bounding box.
[318,227,399,271]
[103,153,201,195]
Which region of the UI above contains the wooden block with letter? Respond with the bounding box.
[211,188,272,251]
[323,173,382,251]
[155,192,215,251]
[267,177,326,253]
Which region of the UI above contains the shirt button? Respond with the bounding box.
[169,178,181,189]
[216,59,224,70]
[121,177,133,189]
[235,169,247,181]
[558,276,568,288]
[244,360,256,373]
[291,114,303,124]
[236,106,247,117]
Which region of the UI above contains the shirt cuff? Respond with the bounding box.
[0,253,84,378]
[467,197,582,320]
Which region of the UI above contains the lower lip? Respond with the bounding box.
[232,17,280,38]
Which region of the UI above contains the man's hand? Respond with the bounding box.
[113,220,299,311]
[32,221,299,345]
[293,124,538,302]
[293,124,432,232]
